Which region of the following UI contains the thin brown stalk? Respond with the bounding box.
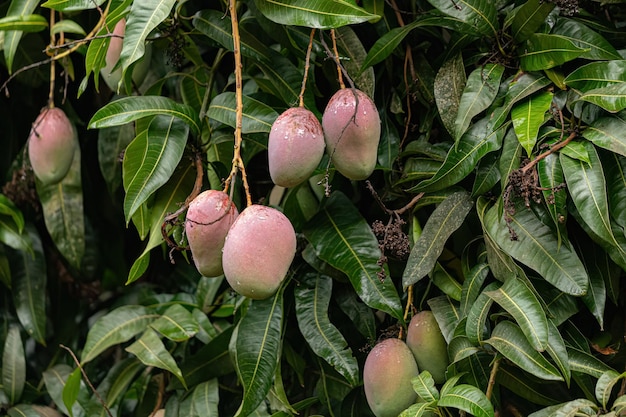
[330,29,345,89]
[298,28,316,107]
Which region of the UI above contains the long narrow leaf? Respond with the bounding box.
[2,326,25,404]
[126,328,185,387]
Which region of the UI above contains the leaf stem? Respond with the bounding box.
[298,28,316,108]
[223,0,252,207]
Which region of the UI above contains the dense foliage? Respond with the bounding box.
[2,0,626,416]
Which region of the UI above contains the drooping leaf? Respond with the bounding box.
[303,192,403,320]
[575,240,607,329]
[567,347,615,378]
[519,33,587,71]
[584,113,626,157]
[427,295,461,343]
[545,319,570,384]
[564,60,626,92]
[3,0,40,73]
[81,305,159,364]
[207,92,279,134]
[465,282,498,345]
[537,153,567,247]
[42,364,87,417]
[552,17,621,61]
[460,263,489,316]
[122,115,188,222]
[0,14,48,32]
[486,321,563,381]
[437,384,494,417]
[191,379,219,416]
[8,224,46,344]
[62,368,81,417]
[50,19,85,35]
[486,277,548,351]
[472,153,501,197]
[489,72,551,130]
[511,91,553,156]
[88,96,201,135]
[430,262,463,301]
[150,304,199,342]
[295,273,360,386]
[510,0,555,43]
[603,150,626,231]
[2,326,25,404]
[577,83,626,113]
[403,191,473,287]
[411,118,505,192]
[426,0,498,37]
[411,371,440,403]
[478,198,588,296]
[435,53,466,137]
[36,143,84,269]
[126,328,185,387]
[253,0,380,29]
[595,370,623,409]
[231,293,283,417]
[454,64,504,141]
[119,0,176,84]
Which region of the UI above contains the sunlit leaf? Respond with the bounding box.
[577,83,626,113]
[303,192,403,320]
[254,0,380,29]
[295,273,359,386]
[564,60,626,91]
[426,0,498,36]
[567,347,615,378]
[510,0,555,43]
[403,191,473,287]
[584,113,626,157]
[126,328,185,387]
[207,92,279,134]
[465,282,498,345]
[552,17,621,61]
[511,91,553,156]
[150,304,199,342]
[62,368,81,417]
[437,384,494,417]
[519,33,587,71]
[489,72,551,130]
[231,293,283,417]
[0,14,47,32]
[411,371,439,403]
[42,364,87,417]
[81,305,159,364]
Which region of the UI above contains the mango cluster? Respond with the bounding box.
[364,311,450,417]
[268,88,381,187]
[185,191,296,300]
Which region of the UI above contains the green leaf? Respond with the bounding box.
[465,282,498,345]
[529,399,598,417]
[489,72,551,131]
[552,17,621,61]
[511,91,553,156]
[604,151,626,231]
[564,60,626,91]
[411,118,505,192]
[545,319,570,384]
[411,371,440,403]
[42,364,86,417]
[577,83,626,113]
[98,123,134,195]
[431,263,463,301]
[454,64,504,141]
[51,19,85,35]
[428,295,461,343]
[119,0,175,84]
[510,0,555,43]
[435,53,466,137]
[122,115,188,223]
[519,33,587,71]
[42,0,104,11]
[0,210,32,254]
[335,26,375,98]
[253,0,380,29]
[478,198,588,296]
[437,384,494,417]
[150,304,199,342]
[177,327,235,388]
[537,153,567,247]
[560,139,590,164]
[126,328,186,387]
[207,92,279,134]
[303,192,403,320]
[89,96,201,135]
[8,224,46,344]
[3,0,40,73]
[231,293,283,417]
[0,14,47,32]
[486,277,548,351]
[2,326,25,404]
[486,321,563,381]
[567,347,615,378]
[81,305,159,364]
[596,370,623,409]
[472,153,501,197]
[7,404,44,417]
[399,401,438,417]
[426,0,498,36]
[62,368,81,417]
[191,380,219,416]
[335,290,376,342]
[561,142,626,266]
[295,273,359,386]
[584,113,626,157]
[403,191,473,287]
[496,365,564,407]
[36,146,84,269]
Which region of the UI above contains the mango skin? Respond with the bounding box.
[28,107,78,185]
[268,107,325,188]
[322,88,381,180]
[364,338,419,417]
[222,205,296,300]
[101,18,152,92]
[406,311,449,384]
[185,190,239,277]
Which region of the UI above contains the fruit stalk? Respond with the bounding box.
[330,29,345,89]
[298,28,316,108]
[223,0,252,207]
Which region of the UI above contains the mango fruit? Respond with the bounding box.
[222,205,296,299]
[322,88,380,180]
[364,338,419,417]
[185,190,238,277]
[406,310,449,384]
[28,107,78,185]
[101,18,152,92]
[268,107,325,187]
